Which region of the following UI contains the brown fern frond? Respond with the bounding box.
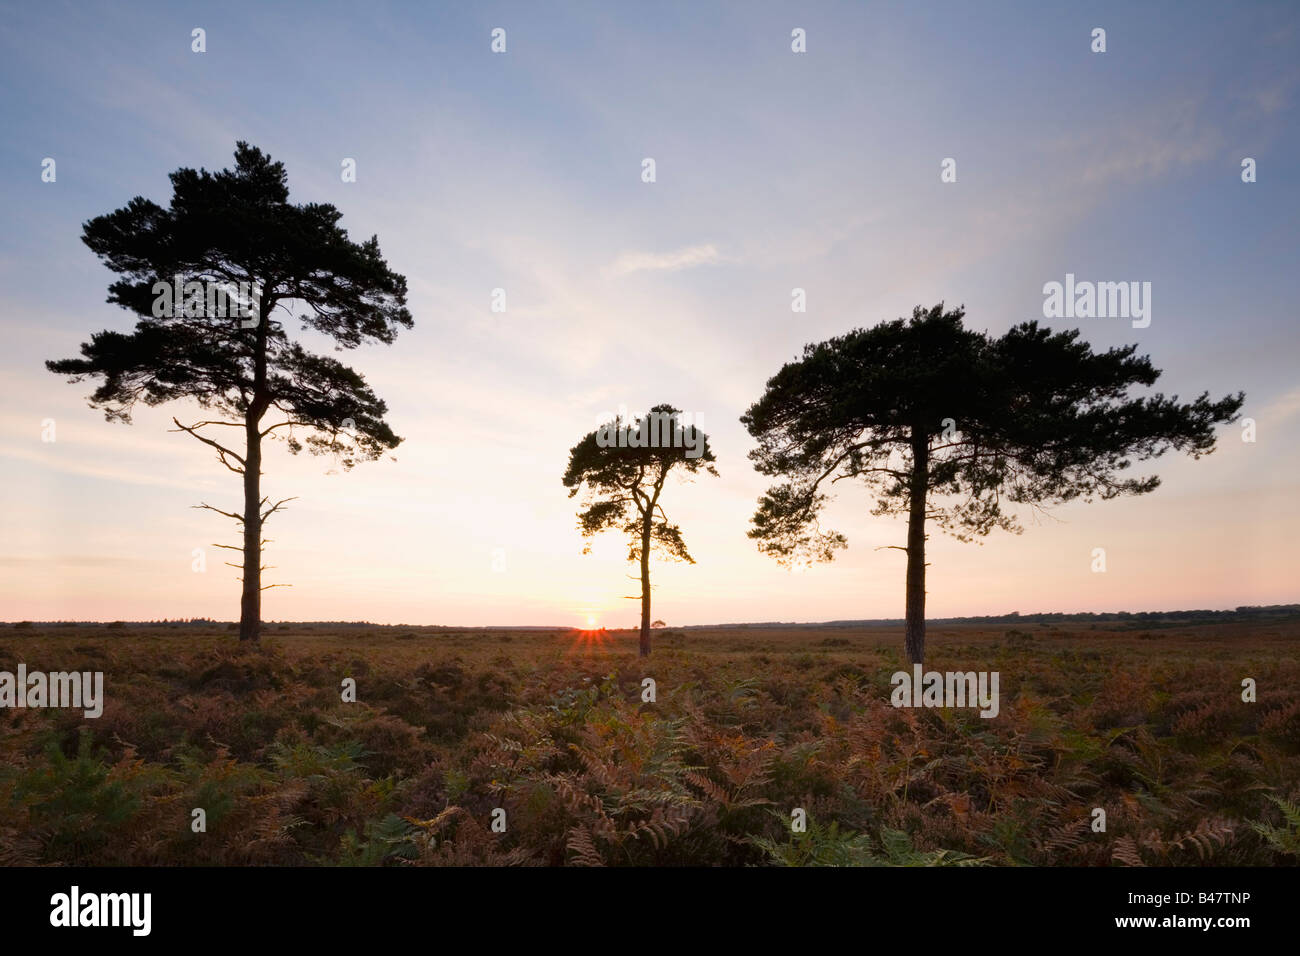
[566,825,605,867]
[685,770,733,806]
[1112,836,1146,867]
[1168,818,1235,861]
[1042,816,1090,853]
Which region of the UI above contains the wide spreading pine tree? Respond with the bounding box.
[48,143,413,641]
[742,303,1244,664]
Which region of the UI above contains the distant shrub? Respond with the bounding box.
[189,649,285,694]
[1260,701,1300,752]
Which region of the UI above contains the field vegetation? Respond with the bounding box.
[1,619,1297,866]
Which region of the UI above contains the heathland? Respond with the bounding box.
[1,617,1297,866]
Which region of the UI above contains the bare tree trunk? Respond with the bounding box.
[639,516,652,657]
[239,299,269,643]
[238,419,262,642]
[904,430,929,665]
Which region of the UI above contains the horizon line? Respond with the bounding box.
[8,602,1299,630]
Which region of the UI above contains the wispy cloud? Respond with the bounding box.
[0,445,203,492]
[603,243,728,278]
[1045,98,1222,187]
[1258,385,1300,429]
[0,555,149,569]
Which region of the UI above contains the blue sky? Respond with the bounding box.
[1,1,1297,625]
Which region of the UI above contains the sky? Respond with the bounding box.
[1,1,1297,627]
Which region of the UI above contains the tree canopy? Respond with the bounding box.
[48,142,413,640]
[563,404,718,655]
[742,303,1244,662]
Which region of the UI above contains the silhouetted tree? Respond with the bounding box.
[48,143,412,642]
[741,303,1243,664]
[563,405,717,656]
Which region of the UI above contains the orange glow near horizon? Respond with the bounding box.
[568,621,614,655]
